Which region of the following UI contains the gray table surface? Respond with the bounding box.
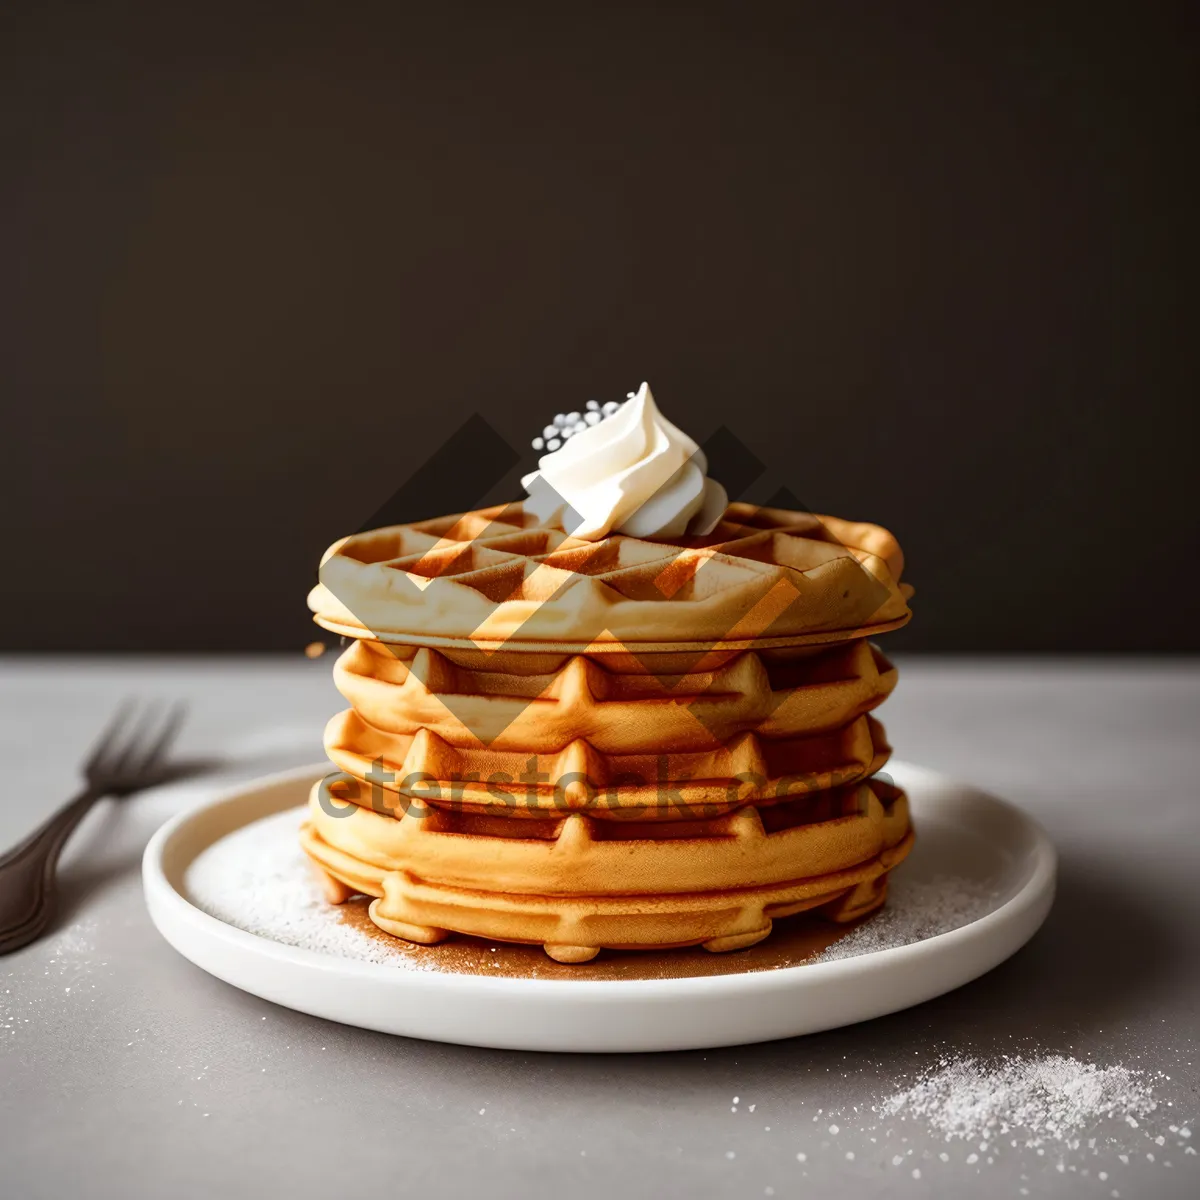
[1,655,1197,1200]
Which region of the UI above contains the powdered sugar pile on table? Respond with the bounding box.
[775,1048,1194,1194]
[880,1054,1163,1148]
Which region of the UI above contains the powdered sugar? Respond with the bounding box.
[1,917,108,1042]
[809,874,1000,963]
[185,807,417,967]
[771,1049,1195,1193]
[879,1055,1161,1148]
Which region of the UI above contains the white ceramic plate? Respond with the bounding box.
[143,761,1056,1053]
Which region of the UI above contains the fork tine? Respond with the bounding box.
[83,698,139,774]
[106,701,161,778]
[135,702,187,778]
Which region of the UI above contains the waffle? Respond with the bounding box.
[324,637,897,821]
[301,775,913,961]
[308,501,912,651]
[303,497,913,961]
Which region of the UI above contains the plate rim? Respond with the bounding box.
[143,759,1057,1001]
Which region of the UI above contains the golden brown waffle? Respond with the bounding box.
[324,637,897,821]
[301,775,913,962]
[303,498,913,961]
[308,501,912,650]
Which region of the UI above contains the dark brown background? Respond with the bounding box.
[2,1,1197,652]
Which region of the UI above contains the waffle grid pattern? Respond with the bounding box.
[301,777,913,961]
[323,638,897,820]
[309,502,911,648]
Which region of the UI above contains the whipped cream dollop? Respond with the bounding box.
[521,383,728,541]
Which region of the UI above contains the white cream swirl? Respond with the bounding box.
[521,382,728,540]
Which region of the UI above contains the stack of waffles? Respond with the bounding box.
[302,501,914,962]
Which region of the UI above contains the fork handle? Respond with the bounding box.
[0,787,104,955]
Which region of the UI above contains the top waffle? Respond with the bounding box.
[309,501,912,651]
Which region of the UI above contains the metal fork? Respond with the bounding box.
[0,700,187,955]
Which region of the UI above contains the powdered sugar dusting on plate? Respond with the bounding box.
[183,809,1004,974]
[185,808,420,967]
[808,874,1001,963]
